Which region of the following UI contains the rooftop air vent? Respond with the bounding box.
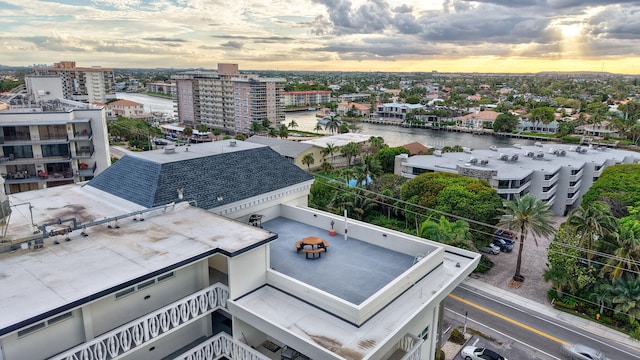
[535,142,543,147]
[230,140,237,147]
[434,150,442,157]
[480,159,489,166]
[463,147,472,153]
[500,153,509,161]
[575,146,582,152]
[511,154,519,161]
[469,157,478,164]
[164,145,176,154]
[536,152,544,158]
[526,151,534,157]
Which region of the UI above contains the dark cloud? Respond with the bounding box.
[143,37,188,43]
[221,41,243,49]
[210,34,295,43]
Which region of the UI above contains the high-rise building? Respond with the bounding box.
[33,61,116,103]
[174,64,285,133]
[0,81,111,194]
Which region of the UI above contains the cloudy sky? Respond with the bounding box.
[1,0,639,73]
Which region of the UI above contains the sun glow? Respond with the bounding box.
[559,23,583,38]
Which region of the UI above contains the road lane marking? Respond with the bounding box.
[446,308,562,360]
[448,293,568,345]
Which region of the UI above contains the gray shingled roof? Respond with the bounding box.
[87,145,314,209]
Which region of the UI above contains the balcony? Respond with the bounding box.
[70,130,93,141]
[568,168,584,181]
[542,173,559,187]
[51,283,229,360]
[566,192,580,205]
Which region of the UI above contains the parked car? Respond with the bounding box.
[478,243,501,255]
[460,346,507,360]
[561,343,608,360]
[492,238,513,252]
[154,139,168,145]
[494,229,514,243]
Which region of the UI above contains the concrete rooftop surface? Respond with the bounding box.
[264,217,415,305]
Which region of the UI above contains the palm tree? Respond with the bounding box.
[612,275,640,325]
[288,119,298,130]
[321,143,336,165]
[566,201,618,263]
[418,215,474,249]
[590,284,613,315]
[324,115,341,134]
[600,220,640,282]
[356,155,381,186]
[543,265,575,298]
[301,153,315,171]
[497,195,556,282]
[314,123,324,133]
[268,127,278,138]
[278,124,289,139]
[250,121,263,135]
[182,126,193,144]
[340,142,361,166]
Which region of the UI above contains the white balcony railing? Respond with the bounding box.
[399,333,423,360]
[51,283,228,360]
[173,332,270,360]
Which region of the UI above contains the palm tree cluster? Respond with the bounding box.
[545,200,640,332]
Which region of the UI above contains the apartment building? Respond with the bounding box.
[0,98,110,194]
[0,140,479,360]
[395,143,640,215]
[281,90,331,107]
[33,61,116,103]
[146,81,177,96]
[174,64,285,133]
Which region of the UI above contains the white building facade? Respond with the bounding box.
[395,143,640,215]
[0,141,479,360]
[0,99,111,194]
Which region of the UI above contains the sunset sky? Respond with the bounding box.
[1,0,639,74]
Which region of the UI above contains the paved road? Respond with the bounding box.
[444,284,640,360]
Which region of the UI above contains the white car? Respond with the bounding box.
[561,343,608,360]
[460,346,507,360]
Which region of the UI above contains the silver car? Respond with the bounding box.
[460,346,506,360]
[478,243,501,255]
[561,343,608,360]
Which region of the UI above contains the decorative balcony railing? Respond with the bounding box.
[51,283,228,360]
[173,332,271,360]
[398,333,423,360]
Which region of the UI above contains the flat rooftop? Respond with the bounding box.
[264,217,415,304]
[403,143,640,178]
[0,184,275,336]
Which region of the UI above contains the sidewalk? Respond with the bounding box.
[463,277,640,352]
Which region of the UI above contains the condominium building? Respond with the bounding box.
[33,61,116,103]
[146,81,177,96]
[281,90,332,107]
[376,103,424,122]
[0,140,479,360]
[395,143,640,216]
[0,98,110,194]
[173,64,285,133]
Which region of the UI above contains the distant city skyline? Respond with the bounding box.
[1,1,639,74]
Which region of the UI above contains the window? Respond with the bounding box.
[420,325,429,340]
[17,312,72,338]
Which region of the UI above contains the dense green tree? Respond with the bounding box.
[374,147,410,174]
[545,225,595,297]
[401,173,504,238]
[493,112,520,133]
[418,216,474,249]
[356,155,382,186]
[497,195,556,282]
[582,164,640,217]
[250,121,263,135]
[530,106,555,124]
